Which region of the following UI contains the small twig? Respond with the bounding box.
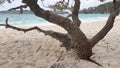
[36,46,41,53]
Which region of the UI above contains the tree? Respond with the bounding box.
[0,0,120,67]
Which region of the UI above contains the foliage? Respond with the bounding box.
[80,2,120,14]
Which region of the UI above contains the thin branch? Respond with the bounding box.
[72,0,81,27]
[0,18,71,50]
[0,18,45,33]
[8,5,27,14]
[51,0,70,10]
[90,2,120,48]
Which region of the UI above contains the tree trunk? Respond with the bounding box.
[21,0,93,59]
[1,0,120,66]
[7,0,118,59]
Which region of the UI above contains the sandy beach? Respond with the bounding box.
[0,19,120,68]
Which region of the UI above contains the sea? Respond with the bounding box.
[0,13,120,27]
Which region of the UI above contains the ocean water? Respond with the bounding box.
[0,13,120,26]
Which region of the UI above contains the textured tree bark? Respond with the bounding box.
[4,0,89,59]
[1,0,120,66]
[7,0,119,59]
[8,5,27,14]
[23,0,92,58]
[0,18,72,50]
[90,1,119,48]
[72,0,81,27]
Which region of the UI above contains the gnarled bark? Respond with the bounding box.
[0,18,72,50]
[90,1,120,48]
[1,0,120,66]
[72,0,81,27]
[22,0,91,59]
[8,5,27,14]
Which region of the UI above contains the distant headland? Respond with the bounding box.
[0,2,120,14]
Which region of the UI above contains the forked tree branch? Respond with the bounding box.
[90,2,120,48]
[72,0,81,27]
[22,0,73,31]
[8,5,27,14]
[0,18,71,50]
[22,0,88,43]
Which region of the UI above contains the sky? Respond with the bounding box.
[0,0,113,11]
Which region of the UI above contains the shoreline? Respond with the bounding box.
[0,13,120,28]
[0,18,119,29]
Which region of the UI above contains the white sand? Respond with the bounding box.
[0,19,120,68]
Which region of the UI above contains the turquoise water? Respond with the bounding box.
[0,14,120,26]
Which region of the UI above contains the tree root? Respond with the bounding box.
[86,58,103,66]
